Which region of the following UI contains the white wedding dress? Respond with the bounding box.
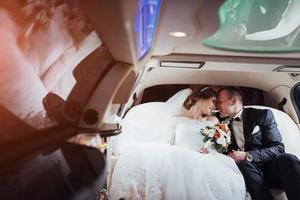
[109,116,246,200]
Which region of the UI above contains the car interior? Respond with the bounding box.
[0,0,300,200]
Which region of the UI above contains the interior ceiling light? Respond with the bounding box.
[160,61,204,69]
[169,32,188,38]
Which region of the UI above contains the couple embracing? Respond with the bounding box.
[110,86,300,200]
[188,86,300,200]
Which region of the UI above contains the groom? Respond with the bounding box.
[217,86,300,200]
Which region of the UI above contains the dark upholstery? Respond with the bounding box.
[141,85,264,105]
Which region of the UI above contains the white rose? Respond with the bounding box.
[226,136,231,143]
[216,136,226,145]
[202,129,208,135]
[208,129,215,137]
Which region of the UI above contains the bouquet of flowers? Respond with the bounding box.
[200,122,231,153]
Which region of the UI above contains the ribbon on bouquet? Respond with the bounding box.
[203,140,213,148]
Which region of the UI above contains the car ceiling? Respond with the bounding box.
[82,0,300,71]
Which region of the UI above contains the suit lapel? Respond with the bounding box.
[242,108,254,148]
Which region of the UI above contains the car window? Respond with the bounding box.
[141,84,264,106]
[203,0,300,52]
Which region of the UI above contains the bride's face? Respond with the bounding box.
[198,97,217,116]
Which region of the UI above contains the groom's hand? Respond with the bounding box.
[228,150,246,162]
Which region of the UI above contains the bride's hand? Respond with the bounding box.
[198,147,209,154]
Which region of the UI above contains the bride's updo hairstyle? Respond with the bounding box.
[183,87,217,110]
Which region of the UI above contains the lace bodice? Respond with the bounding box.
[173,117,218,151]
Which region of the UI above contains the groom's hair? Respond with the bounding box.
[218,86,244,104]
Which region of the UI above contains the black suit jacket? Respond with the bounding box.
[229,107,285,164]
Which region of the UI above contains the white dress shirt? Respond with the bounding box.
[232,109,245,151]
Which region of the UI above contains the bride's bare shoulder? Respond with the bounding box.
[175,114,188,118]
[174,114,194,122]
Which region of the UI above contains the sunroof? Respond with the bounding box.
[202,0,300,52]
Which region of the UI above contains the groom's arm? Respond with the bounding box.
[247,110,285,163]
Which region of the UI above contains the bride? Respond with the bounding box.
[109,87,246,200]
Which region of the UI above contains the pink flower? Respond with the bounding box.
[214,132,221,139]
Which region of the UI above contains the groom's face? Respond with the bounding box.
[218,90,235,118]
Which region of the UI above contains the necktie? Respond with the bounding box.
[233,117,241,121]
[228,120,239,153]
